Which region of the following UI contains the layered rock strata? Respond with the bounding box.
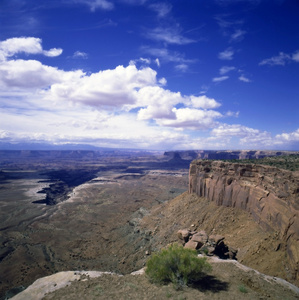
[189,160,299,283]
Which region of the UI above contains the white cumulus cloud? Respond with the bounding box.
[190,95,221,109]
[211,124,274,148]
[211,124,261,137]
[155,108,222,130]
[136,86,183,120]
[0,37,63,61]
[49,65,157,108]
[275,129,299,143]
[2,36,274,150]
[0,59,83,89]
[43,48,63,57]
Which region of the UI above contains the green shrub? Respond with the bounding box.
[238,284,248,293]
[145,243,212,289]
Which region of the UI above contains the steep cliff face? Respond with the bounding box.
[189,160,299,283]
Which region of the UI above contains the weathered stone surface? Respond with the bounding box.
[206,246,215,256]
[180,229,237,260]
[184,240,198,250]
[209,235,225,245]
[177,229,191,242]
[10,271,113,300]
[226,247,238,260]
[191,231,208,244]
[190,239,204,249]
[189,160,299,283]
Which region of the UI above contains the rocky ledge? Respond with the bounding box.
[189,160,299,284]
[178,229,237,259]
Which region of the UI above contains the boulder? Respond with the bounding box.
[184,240,198,250]
[208,234,224,246]
[178,228,238,260]
[190,239,204,249]
[190,231,208,246]
[226,247,238,260]
[206,246,215,256]
[177,229,191,242]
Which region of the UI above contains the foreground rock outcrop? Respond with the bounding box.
[178,229,237,259]
[11,261,299,300]
[10,271,115,300]
[189,160,299,284]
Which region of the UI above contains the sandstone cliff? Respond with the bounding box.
[189,160,299,284]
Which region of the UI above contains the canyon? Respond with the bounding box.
[0,150,189,299]
[1,150,299,299]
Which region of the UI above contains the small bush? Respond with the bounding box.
[238,284,248,293]
[145,243,212,289]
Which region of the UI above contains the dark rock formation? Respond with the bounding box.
[189,160,299,283]
[33,169,99,205]
[33,182,71,205]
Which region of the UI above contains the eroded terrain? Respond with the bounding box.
[2,150,299,299]
[0,151,189,299]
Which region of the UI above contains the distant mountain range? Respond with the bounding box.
[0,142,107,151]
[1,142,298,161]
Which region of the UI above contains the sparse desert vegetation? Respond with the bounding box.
[145,243,212,289]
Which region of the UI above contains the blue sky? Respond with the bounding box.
[0,0,298,150]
